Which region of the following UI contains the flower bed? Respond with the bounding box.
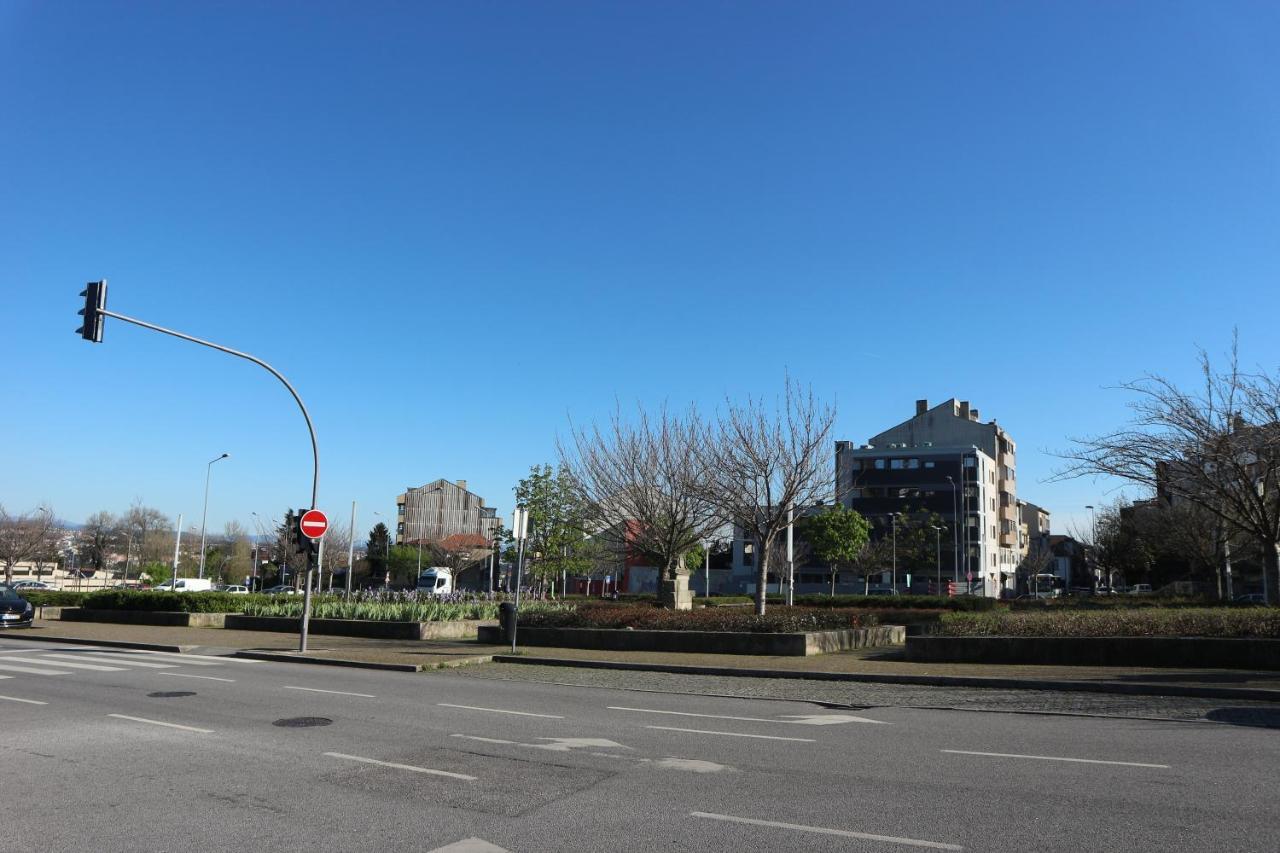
[938,608,1280,638]
[242,590,573,622]
[519,604,875,634]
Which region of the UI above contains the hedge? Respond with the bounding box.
[765,594,998,612]
[1008,595,1246,611]
[519,605,877,633]
[81,590,269,613]
[938,608,1280,639]
[16,591,91,607]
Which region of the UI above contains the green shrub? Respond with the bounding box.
[18,591,91,607]
[519,605,876,633]
[1008,595,1232,611]
[82,590,266,613]
[938,608,1280,638]
[766,594,998,612]
[241,596,573,622]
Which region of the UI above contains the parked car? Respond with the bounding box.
[0,584,35,628]
[264,585,300,595]
[1128,584,1153,595]
[153,578,214,593]
[1235,593,1267,604]
[220,585,250,595]
[12,580,54,591]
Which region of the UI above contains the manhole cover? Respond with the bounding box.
[273,716,333,728]
[148,691,196,698]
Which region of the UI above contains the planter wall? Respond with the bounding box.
[906,635,1280,670]
[59,608,226,628]
[222,615,492,640]
[478,624,906,656]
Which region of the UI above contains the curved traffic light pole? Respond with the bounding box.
[94,305,322,652]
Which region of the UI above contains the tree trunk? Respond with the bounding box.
[755,547,770,616]
[830,563,836,597]
[1267,543,1280,606]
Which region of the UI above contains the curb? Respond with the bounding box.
[232,650,495,672]
[0,632,189,653]
[490,655,1280,703]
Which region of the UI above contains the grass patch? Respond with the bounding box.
[938,608,1280,638]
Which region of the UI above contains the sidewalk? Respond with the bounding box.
[5,619,1280,701]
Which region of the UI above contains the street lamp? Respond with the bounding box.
[946,475,959,586]
[931,525,943,592]
[197,453,230,579]
[890,512,901,593]
[1085,504,1097,588]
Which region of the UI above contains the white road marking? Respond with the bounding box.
[284,686,375,698]
[159,672,235,683]
[75,652,178,668]
[0,674,10,679]
[691,812,963,850]
[25,655,130,672]
[940,749,1169,769]
[452,734,516,746]
[0,694,48,705]
[646,725,815,742]
[323,752,476,780]
[107,714,213,733]
[101,651,227,666]
[427,838,510,853]
[438,703,563,719]
[0,662,72,676]
[609,706,886,726]
[533,737,629,752]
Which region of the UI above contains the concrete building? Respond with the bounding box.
[395,479,501,546]
[835,398,1026,597]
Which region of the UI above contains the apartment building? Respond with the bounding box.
[835,398,1025,597]
[395,479,501,546]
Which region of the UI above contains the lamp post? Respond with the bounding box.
[1085,504,1097,589]
[932,525,943,592]
[890,512,900,593]
[197,453,230,579]
[704,538,712,600]
[510,506,530,652]
[946,475,959,588]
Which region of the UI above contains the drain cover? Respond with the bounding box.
[148,691,196,698]
[273,716,332,728]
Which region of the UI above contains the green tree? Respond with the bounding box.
[513,464,593,592]
[387,544,420,587]
[366,523,391,582]
[796,505,871,596]
[141,561,172,586]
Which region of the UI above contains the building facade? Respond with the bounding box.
[395,479,501,546]
[834,398,1028,597]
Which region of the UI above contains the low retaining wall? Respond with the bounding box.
[906,635,1280,670]
[59,608,226,628]
[477,625,905,656]
[223,615,491,640]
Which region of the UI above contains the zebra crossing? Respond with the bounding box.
[0,645,255,680]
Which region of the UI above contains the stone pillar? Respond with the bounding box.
[659,574,693,610]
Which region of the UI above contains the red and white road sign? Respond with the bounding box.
[299,509,329,540]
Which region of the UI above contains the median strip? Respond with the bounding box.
[940,749,1169,769]
[323,751,476,780]
[691,812,962,850]
[107,714,213,733]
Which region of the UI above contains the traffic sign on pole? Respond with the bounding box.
[299,509,329,540]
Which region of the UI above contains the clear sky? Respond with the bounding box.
[3,1,1279,541]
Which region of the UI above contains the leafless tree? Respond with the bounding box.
[126,500,171,565]
[1016,542,1055,596]
[80,511,118,574]
[0,505,57,585]
[560,403,724,607]
[1055,338,1280,602]
[851,537,895,595]
[702,379,836,615]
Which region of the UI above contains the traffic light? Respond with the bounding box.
[294,511,318,556]
[77,280,107,342]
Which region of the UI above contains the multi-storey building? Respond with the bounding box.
[835,398,1025,597]
[395,479,501,546]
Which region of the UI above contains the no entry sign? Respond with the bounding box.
[299,509,329,540]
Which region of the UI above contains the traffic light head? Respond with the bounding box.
[77,280,107,342]
[294,511,319,556]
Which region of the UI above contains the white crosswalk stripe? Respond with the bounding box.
[1,655,127,672]
[0,662,73,676]
[73,652,178,668]
[113,651,241,666]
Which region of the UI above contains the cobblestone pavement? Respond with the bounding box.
[442,662,1280,728]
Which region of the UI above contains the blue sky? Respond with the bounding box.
[3,1,1279,540]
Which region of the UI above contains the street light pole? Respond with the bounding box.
[932,525,943,592]
[891,513,898,593]
[1086,504,1097,589]
[197,453,230,579]
[946,475,959,589]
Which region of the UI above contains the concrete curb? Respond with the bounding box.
[491,655,1280,703]
[0,632,190,653]
[232,650,496,672]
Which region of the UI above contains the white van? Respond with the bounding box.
[416,567,453,596]
[157,578,214,592]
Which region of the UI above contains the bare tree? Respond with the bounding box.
[80,511,118,574]
[0,505,57,585]
[1016,542,1055,597]
[850,537,895,595]
[1056,338,1280,603]
[126,500,171,565]
[560,403,724,609]
[702,379,836,615]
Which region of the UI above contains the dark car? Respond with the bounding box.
[0,584,35,628]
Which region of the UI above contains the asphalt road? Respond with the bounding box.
[2,637,1277,853]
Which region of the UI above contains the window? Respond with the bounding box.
[890,459,905,470]
[874,459,886,470]
[907,458,920,469]
[964,457,976,468]
[924,461,935,469]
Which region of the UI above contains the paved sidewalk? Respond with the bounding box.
[5,619,1280,701]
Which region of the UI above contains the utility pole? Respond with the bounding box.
[170,513,183,589]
